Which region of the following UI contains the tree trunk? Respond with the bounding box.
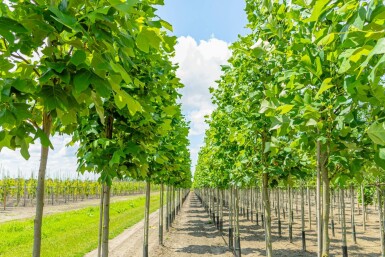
[316,140,322,257]
[350,185,357,244]
[98,184,105,257]
[378,186,385,257]
[278,188,282,237]
[32,112,52,257]
[234,187,241,257]
[159,183,164,245]
[341,188,348,257]
[321,163,330,256]
[289,185,293,243]
[143,181,150,257]
[301,185,306,251]
[102,185,111,257]
[263,173,273,257]
[229,186,234,250]
[361,184,366,231]
[308,187,312,230]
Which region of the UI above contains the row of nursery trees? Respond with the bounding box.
[0,0,192,257]
[194,0,385,257]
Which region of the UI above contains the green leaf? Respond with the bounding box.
[40,85,68,111]
[109,0,139,13]
[276,104,294,114]
[0,109,16,127]
[109,62,132,85]
[315,78,334,99]
[114,93,126,110]
[163,106,179,116]
[48,6,81,32]
[136,28,161,53]
[305,0,331,22]
[20,140,30,160]
[0,17,28,33]
[160,20,173,31]
[359,38,385,73]
[317,33,335,46]
[36,129,53,149]
[71,50,86,66]
[109,149,125,167]
[91,91,105,125]
[368,122,385,145]
[91,76,111,98]
[73,70,91,94]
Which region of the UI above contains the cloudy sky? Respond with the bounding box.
[0,0,248,179]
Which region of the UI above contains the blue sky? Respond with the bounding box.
[157,0,248,42]
[0,1,248,178]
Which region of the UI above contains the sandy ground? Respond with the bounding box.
[0,194,150,223]
[153,193,233,257]
[84,193,233,257]
[218,194,382,257]
[82,191,383,257]
[84,207,161,257]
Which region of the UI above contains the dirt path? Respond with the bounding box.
[0,193,150,223]
[84,206,161,257]
[85,193,232,257]
[153,193,232,257]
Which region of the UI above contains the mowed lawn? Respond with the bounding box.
[0,194,161,257]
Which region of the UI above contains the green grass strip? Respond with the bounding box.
[0,194,161,257]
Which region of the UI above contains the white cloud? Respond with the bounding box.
[173,36,231,169]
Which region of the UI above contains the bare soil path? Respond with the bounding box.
[153,193,232,257]
[0,193,150,223]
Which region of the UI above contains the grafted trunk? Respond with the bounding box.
[234,187,241,257]
[33,112,52,257]
[301,185,306,251]
[341,189,348,257]
[361,184,366,231]
[159,183,164,245]
[102,185,111,257]
[263,173,273,257]
[143,181,150,257]
[289,185,293,243]
[322,164,330,256]
[229,187,234,250]
[350,185,357,244]
[98,185,105,257]
[316,140,322,257]
[277,188,282,237]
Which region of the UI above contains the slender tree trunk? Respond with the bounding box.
[229,186,234,250]
[98,184,105,257]
[308,187,312,230]
[289,185,293,243]
[263,173,273,257]
[166,185,170,231]
[159,183,164,245]
[102,185,111,257]
[33,112,52,257]
[234,187,241,257]
[143,181,150,257]
[361,184,366,231]
[331,190,335,237]
[350,185,357,244]
[341,188,348,257]
[301,185,306,251]
[378,186,385,257]
[322,164,330,256]
[278,188,282,237]
[316,140,322,257]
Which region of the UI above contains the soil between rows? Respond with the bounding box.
[91,192,382,257]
